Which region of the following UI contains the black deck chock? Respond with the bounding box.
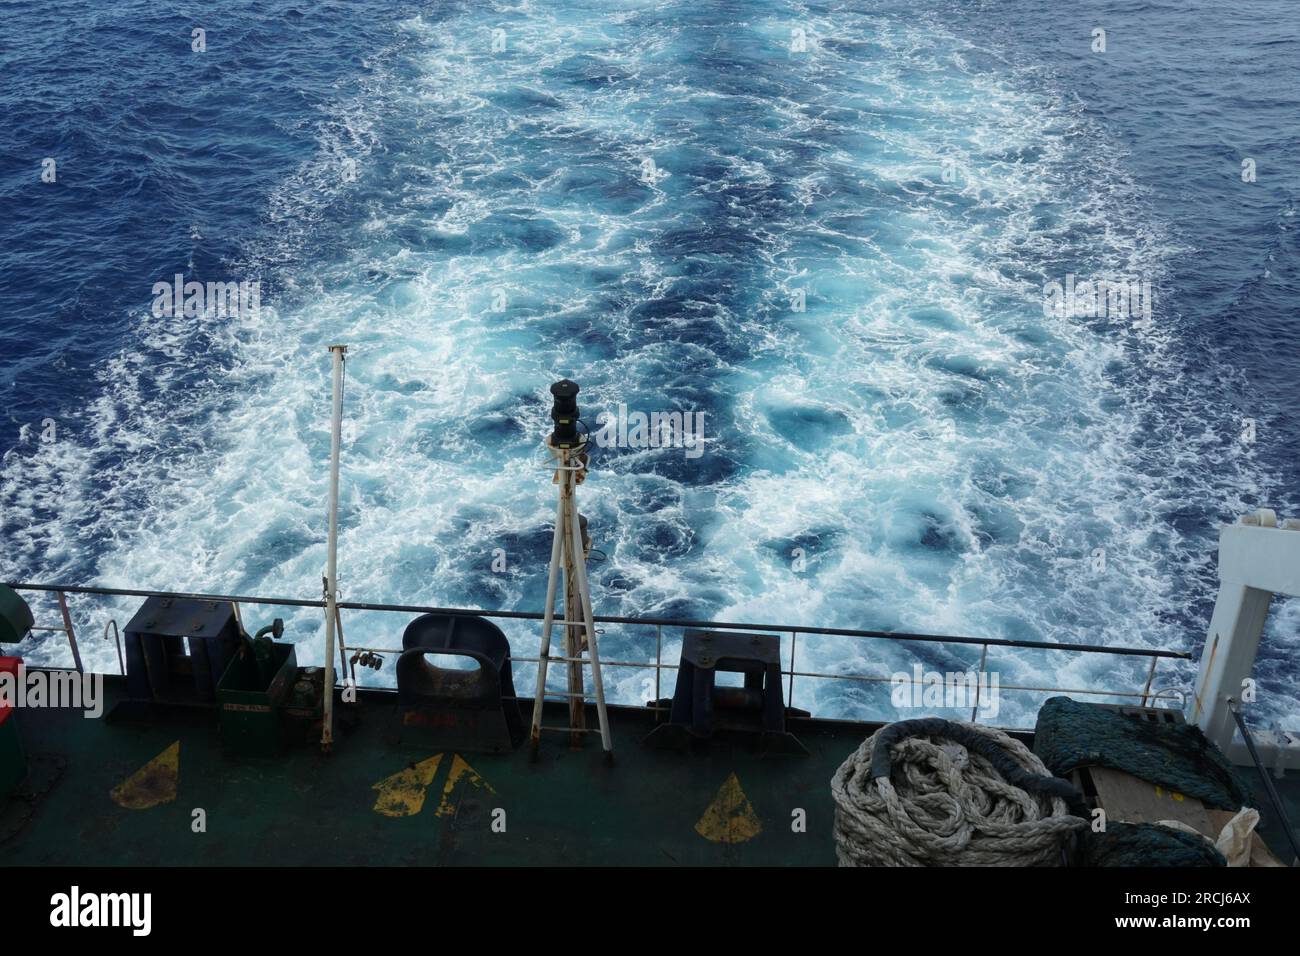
[643,629,807,755]
[120,596,241,709]
[391,614,524,754]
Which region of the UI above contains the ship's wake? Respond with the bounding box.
[1,0,1285,728]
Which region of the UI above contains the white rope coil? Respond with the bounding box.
[831,721,1087,866]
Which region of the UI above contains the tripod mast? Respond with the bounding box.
[528,380,614,761]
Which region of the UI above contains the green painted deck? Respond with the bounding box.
[2,671,1296,866]
[1,673,869,866]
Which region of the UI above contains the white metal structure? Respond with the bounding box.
[528,439,614,759]
[321,344,347,750]
[1192,508,1300,772]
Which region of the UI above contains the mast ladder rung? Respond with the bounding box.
[544,654,593,665]
[538,725,602,734]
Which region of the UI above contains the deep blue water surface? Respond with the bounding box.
[1,0,1297,727]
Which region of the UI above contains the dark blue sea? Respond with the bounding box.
[1,0,1298,727]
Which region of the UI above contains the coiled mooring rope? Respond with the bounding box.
[831,718,1088,866]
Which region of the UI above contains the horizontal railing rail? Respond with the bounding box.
[4,581,1193,725]
[4,581,1194,659]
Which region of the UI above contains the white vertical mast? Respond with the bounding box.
[322,344,348,750]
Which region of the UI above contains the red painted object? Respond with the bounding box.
[0,656,21,726]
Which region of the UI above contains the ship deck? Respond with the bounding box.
[2,672,881,866]
[2,671,1297,866]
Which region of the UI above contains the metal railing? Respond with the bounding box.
[4,580,1194,726]
[1229,700,1300,865]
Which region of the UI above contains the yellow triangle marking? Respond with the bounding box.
[372,754,444,817]
[110,741,180,810]
[695,772,762,844]
[435,754,496,818]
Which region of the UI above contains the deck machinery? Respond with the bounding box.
[1,363,1297,866]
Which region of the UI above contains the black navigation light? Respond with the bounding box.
[549,379,582,449]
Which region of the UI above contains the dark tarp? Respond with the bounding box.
[1033,696,1252,810]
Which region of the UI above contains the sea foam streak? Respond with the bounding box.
[0,0,1276,727]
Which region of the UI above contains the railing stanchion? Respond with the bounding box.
[971,642,988,722]
[335,604,354,686]
[788,632,797,708]
[103,620,124,675]
[654,625,662,711]
[56,590,83,673]
[1140,656,1159,708]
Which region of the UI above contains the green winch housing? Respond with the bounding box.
[217,620,298,758]
[0,584,34,645]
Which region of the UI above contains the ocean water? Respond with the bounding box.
[1,0,1297,729]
